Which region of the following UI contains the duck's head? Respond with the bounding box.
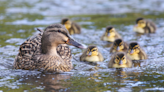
[113,52,128,68]
[128,42,140,55]
[86,46,99,57]
[41,24,86,54]
[105,26,116,37]
[61,18,72,30]
[113,39,125,52]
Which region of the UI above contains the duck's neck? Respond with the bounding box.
[47,46,58,56]
[42,44,59,56]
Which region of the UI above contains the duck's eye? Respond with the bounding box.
[135,47,138,49]
[122,57,125,60]
[116,57,119,60]
[58,30,61,32]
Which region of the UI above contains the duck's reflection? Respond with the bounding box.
[115,68,128,79]
[19,73,71,92]
[133,60,144,67]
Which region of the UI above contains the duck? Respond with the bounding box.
[127,42,147,60]
[108,52,132,68]
[80,45,104,62]
[61,18,81,35]
[133,17,156,33]
[14,24,86,73]
[110,38,128,53]
[101,26,121,42]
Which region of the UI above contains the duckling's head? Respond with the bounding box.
[113,39,125,52]
[61,18,72,30]
[113,52,128,68]
[105,26,116,37]
[41,24,85,54]
[128,42,140,55]
[136,18,146,28]
[86,46,99,56]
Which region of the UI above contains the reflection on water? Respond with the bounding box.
[17,73,72,92]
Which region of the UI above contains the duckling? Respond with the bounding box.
[133,18,156,33]
[80,45,104,62]
[108,52,132,68]
[110,38,128,53]
[101,26,121,42]
[61,18,81,35]
[127,42,147,60]
[14,24,86,73]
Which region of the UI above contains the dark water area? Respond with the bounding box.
[1,0,164,92]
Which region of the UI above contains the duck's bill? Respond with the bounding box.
[66,38,87,49]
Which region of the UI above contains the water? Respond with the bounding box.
[1,0,164,92]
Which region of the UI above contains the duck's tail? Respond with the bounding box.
[37,28,44,33]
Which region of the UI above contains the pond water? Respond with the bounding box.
[1,0,164,92]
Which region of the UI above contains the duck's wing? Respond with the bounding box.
[14,33,42,69]
[71,22,81,34]
[98,52,104,61]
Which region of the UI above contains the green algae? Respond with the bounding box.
[69,12,164,29]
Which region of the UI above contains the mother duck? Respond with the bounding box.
[14,24,85,73]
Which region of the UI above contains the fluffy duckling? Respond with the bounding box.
[108,52,132,68]
[133,18,156,33]
[61,18,81,35]
[127,42,147,60]
[80,45,104,62]
[110,39,128,53]
[14,24,85,73]
[101,26,121,42]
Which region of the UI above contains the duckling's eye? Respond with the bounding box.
[116,57,119,60]
[122,57,125,60]
[135,47,138,49]
[92,49,96,51]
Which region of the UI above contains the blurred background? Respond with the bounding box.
[1,0,164,91]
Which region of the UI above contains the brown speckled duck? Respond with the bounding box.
[80,45,104,62]
[133,18,156,33]
[14,24,85,73]
[110,38,128,53]
[108,52,132,68]
[101,26,121,42]
[127,42,147,60]
[61,18,81,35]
